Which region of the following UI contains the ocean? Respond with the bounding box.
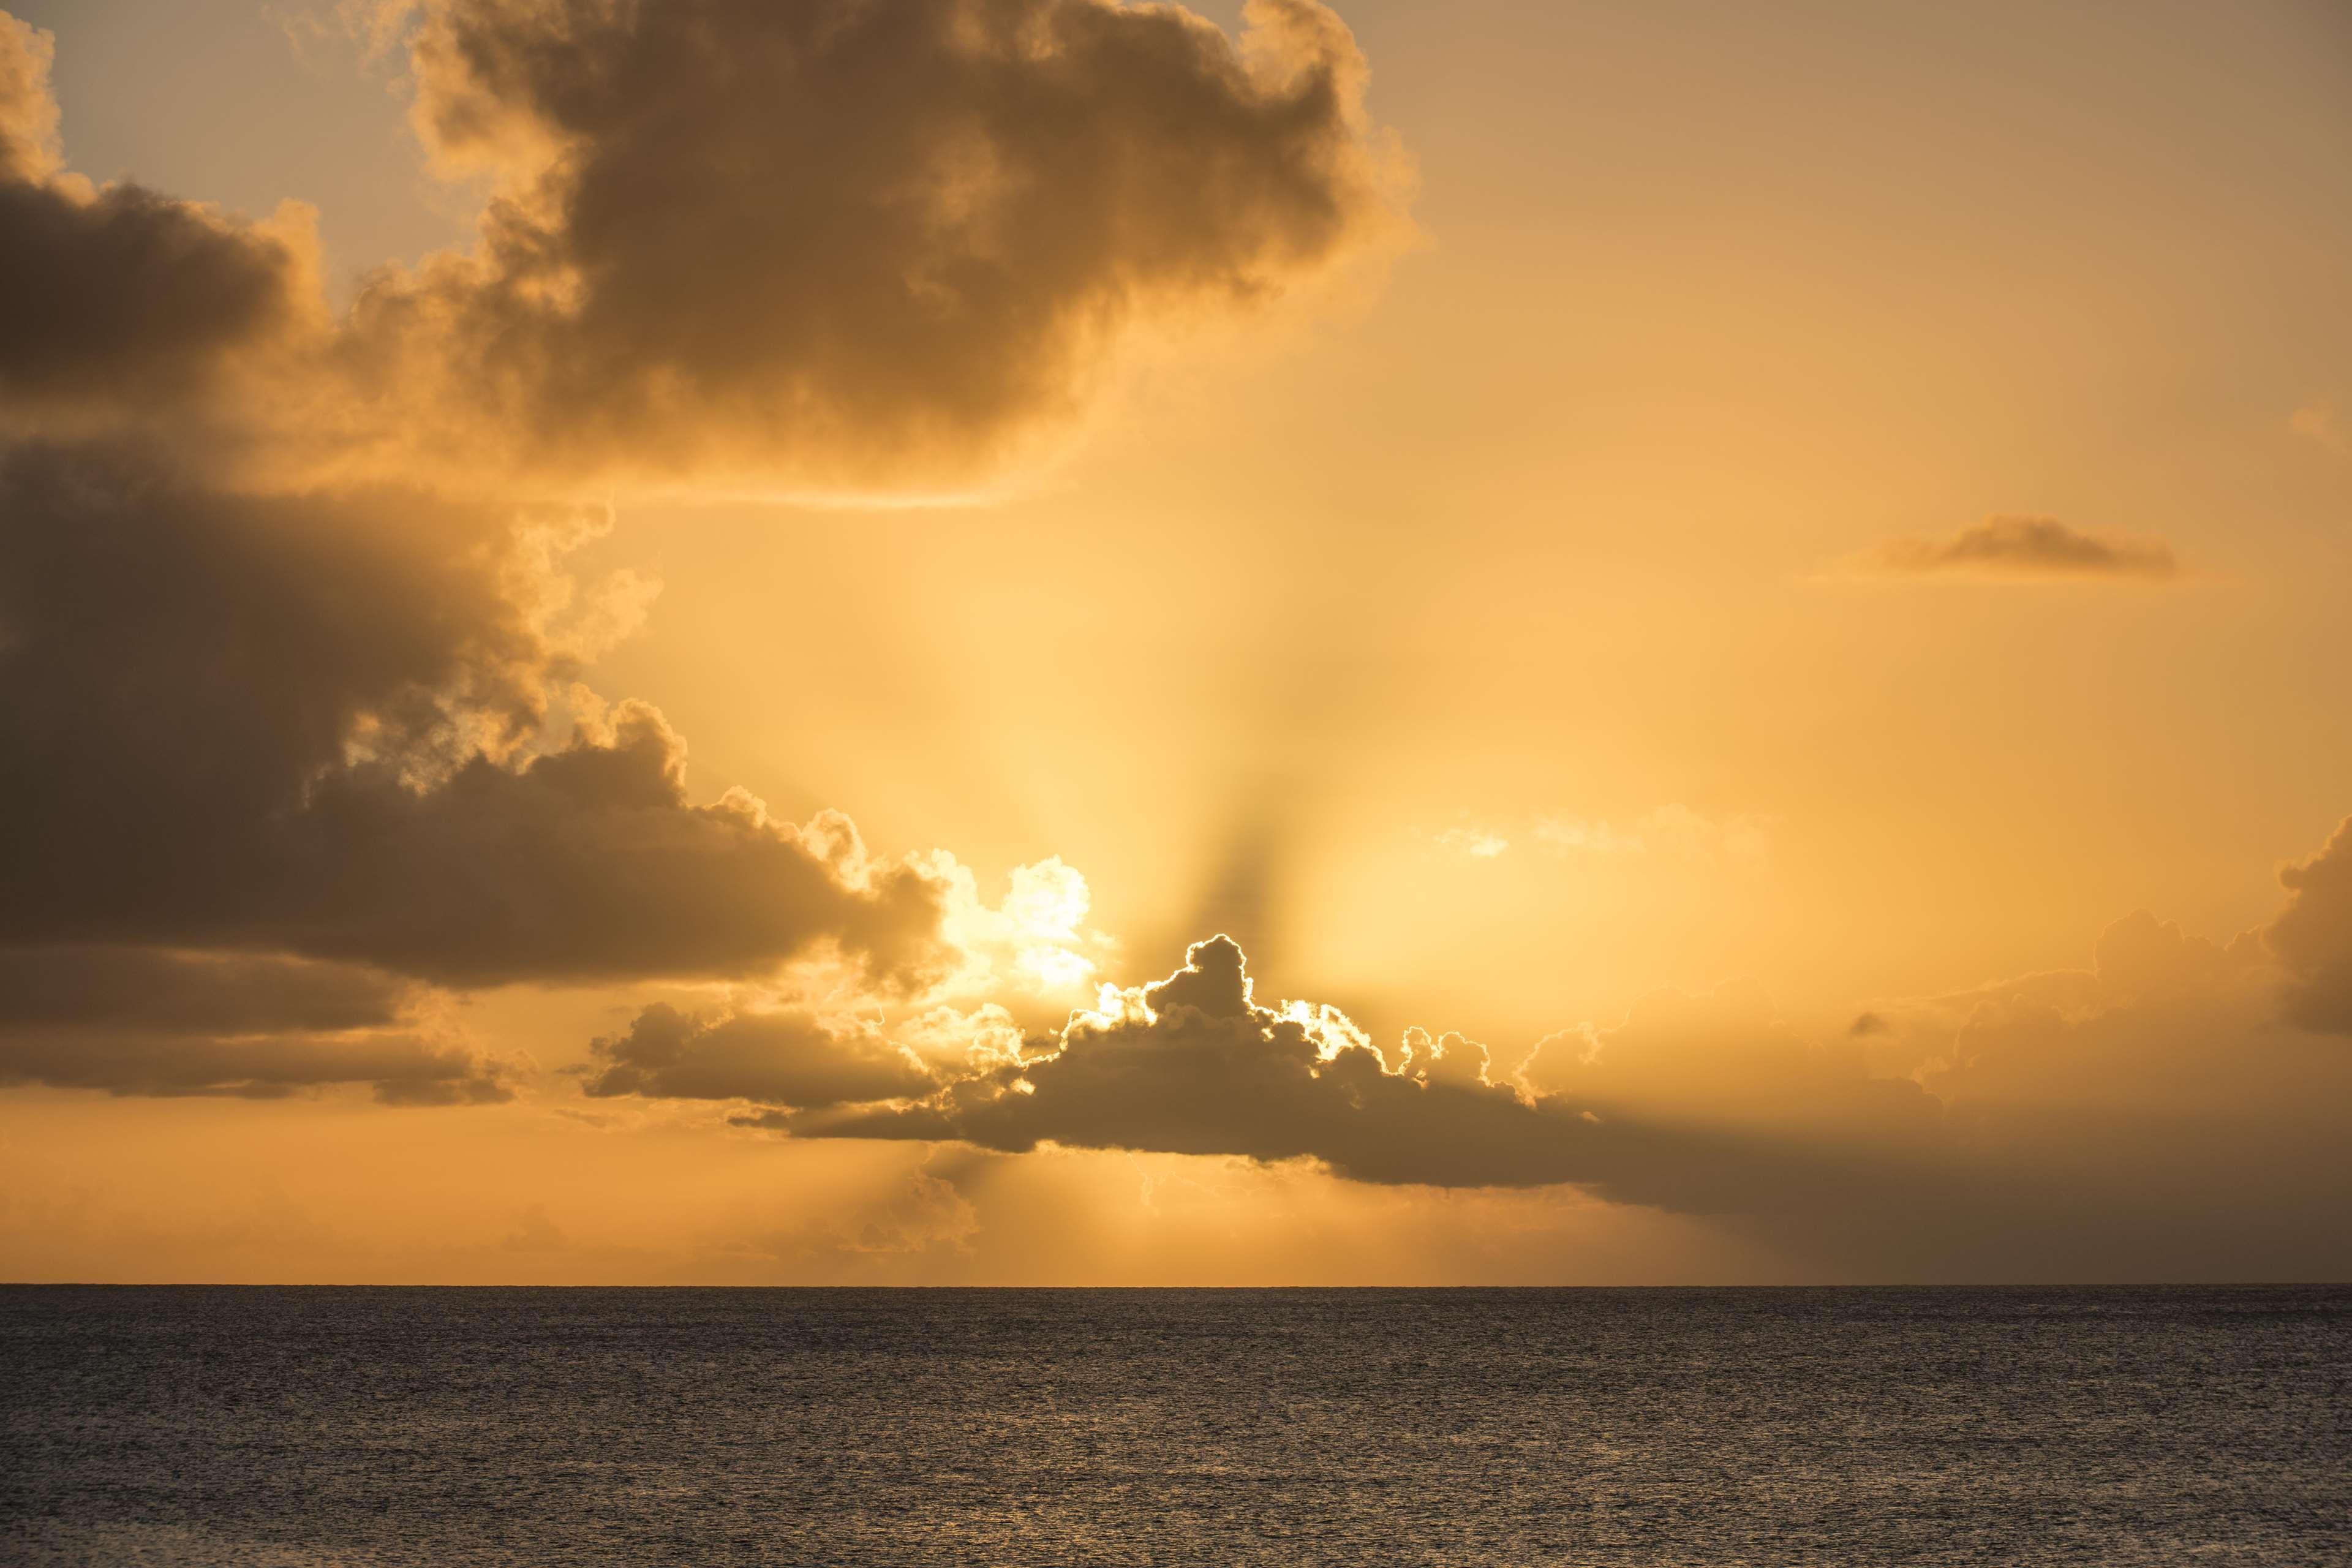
[2,1285,2345,1565]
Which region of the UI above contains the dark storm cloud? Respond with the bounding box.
[1855,516,2178,580]
[2267,815,2352,1033]
[0,17,314,412]
[582,1003,937,1109]
[0,440,946,989]
[341,0,1404,484]
[0,945,510,1102]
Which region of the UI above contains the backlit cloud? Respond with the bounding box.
[785,934,1666,1189]
[582,933,1931,1217]
[565,810,2352,1276]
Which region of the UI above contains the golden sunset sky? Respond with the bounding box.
[2,0,2349,1283]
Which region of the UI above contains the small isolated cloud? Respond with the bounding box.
[2290,403,2347,454]
[1848,516,2179,582]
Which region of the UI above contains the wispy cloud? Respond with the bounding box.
[1436,807,1770,863]
[2291,402,2348,454]
[1435,826,1511,859]
[1535,805,1771,862]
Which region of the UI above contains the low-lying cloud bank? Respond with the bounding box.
[579,816,2352,1275]
[777,935,1948,1213]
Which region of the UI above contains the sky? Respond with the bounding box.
[1,0,2349,1284]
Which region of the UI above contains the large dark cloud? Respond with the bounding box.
[2269,816,2352,1033]
[0,0,1401,1111]
[0,440,944,989]
[2,1,1402,491]
[0,439,543,937]
[0,0,1369,1009]
[0,945,508,1103]
[0,16,314,414]
[338,0,1404,486]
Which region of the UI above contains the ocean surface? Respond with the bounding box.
[1,1286,2346,1566]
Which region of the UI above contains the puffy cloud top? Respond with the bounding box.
[2271,816,2352,1034]
[0,17,317,416]
[332,0,1409,489]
